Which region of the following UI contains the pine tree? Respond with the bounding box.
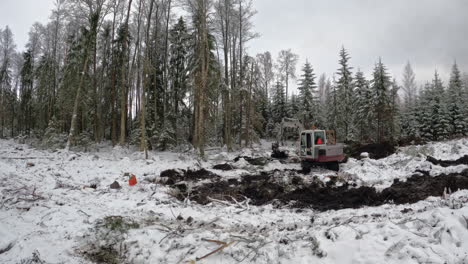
[297,61,317,127]
[335,47,354,142]
[447,62,466,136]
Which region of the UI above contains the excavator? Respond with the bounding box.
[272,119,345,171]
[299,128,345,172]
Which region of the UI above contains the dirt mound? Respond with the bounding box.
[271,143,289,159]
[426,155,468,167]
[160,168,219,185]
[347,142,396,160]
[212,163,234,171]
[234,156,270,166]
[165,166,468,211]
[280,185,381,210]
[380,169,468,204]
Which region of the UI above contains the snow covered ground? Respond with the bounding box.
[1,138,468,263]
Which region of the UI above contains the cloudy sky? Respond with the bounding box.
[1,0,467,91]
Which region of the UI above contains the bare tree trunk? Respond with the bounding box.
[220,0,232,151]
[110,0,119,145]
[193,0,210,157]
[93,36,99,142]
[140,0,155,155]
[66,52,91,150]
[162,0,172,127]
[245,60,253,147]
[238,0,243,147]
[119,0,133,146]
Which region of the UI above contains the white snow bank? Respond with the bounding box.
[1,138,468,263]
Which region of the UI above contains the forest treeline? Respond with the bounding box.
[0,0,467,155]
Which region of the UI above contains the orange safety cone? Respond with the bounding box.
[129,174,137,186]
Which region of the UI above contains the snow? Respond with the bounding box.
[1,138,468,263]
[341,139,468,189]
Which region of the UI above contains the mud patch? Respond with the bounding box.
[212,163,235,171]
[234,156,270,166]
[347,142,396,160]
[168,168,468,211]
[426,155,468,167]
[380,170,468,204]
[160,168,220,185]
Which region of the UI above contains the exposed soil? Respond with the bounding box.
[271,143,289,159]
[346,142,396,160]
[160,168,220,185]
[162,167,468,211]
[426,155,468,167]
[212,163,235,171]
[234,156,270,166]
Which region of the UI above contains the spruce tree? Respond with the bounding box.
[167,17,189,146]
[417,83,434,140]
[335,47,354,142]
[324,78,338,131]
[353,70,372,142]
[431,72,450,140]
[272,81,286,123]
[297,61,317,127]
[370,58,392,143]
[447,62,466,136]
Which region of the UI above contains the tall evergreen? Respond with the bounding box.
[419,73,450,141]
[324,78,337,131]
[297,61,317,127]
[389,79,401,141]
[353,70,372,142]
[335,47,354,142]
[19,50,34,134]
[272,81,286,123]
[371,58,392,143]
[447,62,466,136]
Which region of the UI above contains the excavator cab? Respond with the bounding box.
[300,129,345,172]
[300,130,326,157]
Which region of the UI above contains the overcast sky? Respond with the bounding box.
[1,0,467,93]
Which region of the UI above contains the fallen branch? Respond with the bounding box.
[208,197,232,207]
[0,242,14,255]
[196,239,235,261]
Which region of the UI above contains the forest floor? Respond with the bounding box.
[1,138,468,263]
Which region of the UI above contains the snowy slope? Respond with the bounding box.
[1,138,468,263]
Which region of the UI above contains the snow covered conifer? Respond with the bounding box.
[370,58,392,143]
[419,73,450,141]
[402,62,417,108]
[389,79,401,142]
[353,70,372,142]
[297,61,317,127]
[272,81,286,123]
[431,72,451,140]
[335,47,354,142]
[324,78,337,131]
[447,62,467,136]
